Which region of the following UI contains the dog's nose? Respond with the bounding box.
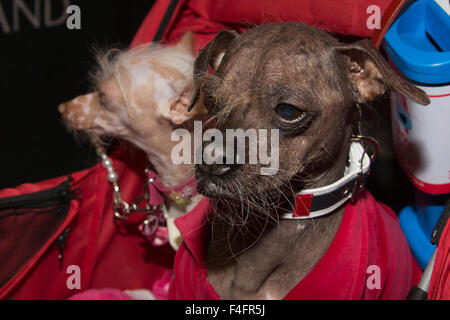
[58,103,66,114]
[198,146,233,176]
[198,162,232,176]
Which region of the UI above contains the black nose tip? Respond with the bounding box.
[198,162,232,176]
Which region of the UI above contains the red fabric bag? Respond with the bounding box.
[429,218,450,299]
[131,0,392,50]
[1,0,397,299]
[0,146,174,299]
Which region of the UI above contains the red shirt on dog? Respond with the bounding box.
[169,191,421,300]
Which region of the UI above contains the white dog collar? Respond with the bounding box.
[281,141,371,220]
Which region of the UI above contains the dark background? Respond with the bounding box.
[0,0,154,189]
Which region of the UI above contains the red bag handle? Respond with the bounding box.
[371,0,410,48]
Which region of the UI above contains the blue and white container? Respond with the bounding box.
[383,0,450,268]
[384,0,450,195]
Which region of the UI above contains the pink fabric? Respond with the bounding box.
[152,270,173,300]
[68,270,172,300]
[169,191,422,300]
[69,289,134,300]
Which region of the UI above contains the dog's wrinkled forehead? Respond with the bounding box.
[189,22,430,117]
[221,23,338,69]
[208,24,347,116]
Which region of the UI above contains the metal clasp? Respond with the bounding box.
[350,172,365,204]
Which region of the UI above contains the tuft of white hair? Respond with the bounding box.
[91,43,195,111]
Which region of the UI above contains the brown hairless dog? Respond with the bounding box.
[184,23,429,299]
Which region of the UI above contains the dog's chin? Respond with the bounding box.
[65,122,106,138]
[197,180,223,198]
[195,172,229,198]
[195,165,245,199]
[62,121,112,147]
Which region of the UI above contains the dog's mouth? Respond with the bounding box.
[195,163,296,224]
[61,117,105,136]
[195,163,287,201]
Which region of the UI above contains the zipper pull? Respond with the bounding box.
[57,227,70,262]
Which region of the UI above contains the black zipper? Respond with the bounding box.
[57,226,71,263]
[0,177,77,211]
[0,176,81,278]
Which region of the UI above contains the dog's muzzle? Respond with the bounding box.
[196,145,240,177]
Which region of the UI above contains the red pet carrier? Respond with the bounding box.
[0,146,174,299]
[4,0,424,300]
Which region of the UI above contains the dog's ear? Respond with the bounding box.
[176,31,194,53]
[167,83,208,125]
[187,30,239,111]
[334,39,430,106]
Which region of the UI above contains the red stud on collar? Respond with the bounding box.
[293,194,314,217]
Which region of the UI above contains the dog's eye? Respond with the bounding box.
[202,93,219,114]
[275,104,306,123]
[204,94,215,105]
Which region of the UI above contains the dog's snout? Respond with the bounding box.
[199,146,233,176]
[198,162,231,176]
[203,146,227,164]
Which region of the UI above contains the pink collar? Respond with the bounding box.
[146,168,198,207]
[140,169,198,247]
